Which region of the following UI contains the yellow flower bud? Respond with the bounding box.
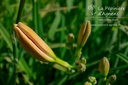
[84,81,92,85]
[99,57,110,77]
[14,22,73,71]
[77,21,91,48]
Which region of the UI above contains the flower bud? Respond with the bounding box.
[14,22,73,71]
[84,81,92,85]
[81,57,87,64]
[108,74,116,84]
[77,63,86,72]
[88,76,97,84]
[99,57,110,77]
[14,22,55,62]
[68,33,74,44]
[77,21,91,48]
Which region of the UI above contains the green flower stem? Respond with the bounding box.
[99,76,107,85]
[55,57,73,71]
[75,47,82,59]
[16,0,26,23]
[98,77,106,85]
[72,47,82,64]
[103,76,107,81]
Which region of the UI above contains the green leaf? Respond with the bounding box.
[66,0,74,12]
[48,11,61,40]
[0,23,12,51]
[117,53,128,64]
[18,52,34,78]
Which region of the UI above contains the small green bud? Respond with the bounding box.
[108,74,117,84]
[88,76,97,84]
[78,63,86,72]
[77,21,91,48]
[84,81,92,85]
[68,33,75,44]
[99,57,110,77]
[81,57,87,64]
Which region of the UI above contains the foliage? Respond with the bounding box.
[0,0,128,85]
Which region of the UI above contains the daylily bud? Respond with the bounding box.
[81,57,86,64]
[88,76,97,84]
[77,21,91,48]
[108,74,116,84]
[77,63,86,72]
[68,33,74,44]
[99,57,110,77]
[14,22,55,62]
[84,81,92,85]
[14,22,73,71]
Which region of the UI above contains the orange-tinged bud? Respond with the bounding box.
[99,57,110,77]
[14,22,56,62]
[77,21,91,48]
[14,22,73,71]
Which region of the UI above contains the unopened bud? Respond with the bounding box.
[78,63,86,72]
[68,33,74,44]
[81,58,87,64]
[88,76,97,84]
[14,22,73,72]
[14,22,56,62]
[108,74,116,84]
[99,57,110,77]
[84,81,92,85]
[77,21,91,48]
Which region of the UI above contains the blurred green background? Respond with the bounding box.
[0,0,128,85]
